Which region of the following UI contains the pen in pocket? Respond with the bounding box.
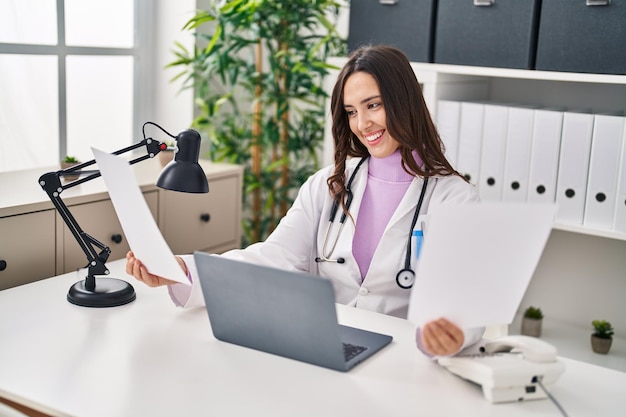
[412,229,424,260]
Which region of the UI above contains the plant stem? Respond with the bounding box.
[252,39,263,242]
[279,39,289,218]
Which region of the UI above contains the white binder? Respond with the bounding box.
[502,106,535,202]
[437,100,462,168]
[583,114,625,230]
[456,102,484,187]
[555,112,595,225]
[478,103,509,201]
[614,127,626,233]
[527,108,564,203]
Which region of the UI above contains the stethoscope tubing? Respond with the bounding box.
[316,155,429,289]
[395,176,429,289]
[403,176,430,271]
[316,157,368,263]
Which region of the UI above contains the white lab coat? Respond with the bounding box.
[178,158,480,329]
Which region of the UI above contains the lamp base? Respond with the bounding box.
[67,278,136,307]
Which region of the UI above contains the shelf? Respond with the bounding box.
[553,223,626,242]
[410,62,626,85]
[509,315,626,373]
[325,57,626,243]
[330,57,626,86]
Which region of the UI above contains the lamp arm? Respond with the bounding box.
[38,137,168,291]
[59,138,166,190]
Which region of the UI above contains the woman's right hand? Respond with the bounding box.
[125,251,185,287]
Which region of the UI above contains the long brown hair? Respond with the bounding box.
[328,45,460,209]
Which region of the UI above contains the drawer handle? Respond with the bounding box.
[586,0,610,6]
[379,0,398,4]
[200,213,211,223]
[0,260,6,271]
[473,0,495,6]
[111,234,123,244]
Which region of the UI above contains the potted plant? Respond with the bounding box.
[591,320,614,354]
[61,155,81,181]
[521,306,543,337]
[169,0,345,245]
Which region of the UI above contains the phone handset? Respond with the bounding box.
[482,335,558,363]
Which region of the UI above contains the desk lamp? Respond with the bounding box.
[38,122,209,308]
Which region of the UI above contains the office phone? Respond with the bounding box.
[438,335,566,403]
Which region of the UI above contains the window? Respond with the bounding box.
[0,0,151,172]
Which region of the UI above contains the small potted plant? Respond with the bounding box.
[591,320,614,354]
[521,306,543,337]
[61,155,81,181]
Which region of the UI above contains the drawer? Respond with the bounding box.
[348,0,437,63]
[535,0,626,75]
[0,210,56,289]
[62,191,158,273]
[160,175,239,254]
[434,0,541,69]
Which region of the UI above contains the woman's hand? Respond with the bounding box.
[420,318,465,357]
[125,251,186,287]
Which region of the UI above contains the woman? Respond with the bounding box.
[126,45,483,357]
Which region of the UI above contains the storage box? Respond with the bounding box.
[348,0,437,63]
[434,0,541,69]
[535,0,626,75]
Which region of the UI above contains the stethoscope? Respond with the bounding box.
[315,156,429,289]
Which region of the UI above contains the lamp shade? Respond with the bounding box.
[156,129,209,193]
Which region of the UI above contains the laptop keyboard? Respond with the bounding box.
[343,343,368,361]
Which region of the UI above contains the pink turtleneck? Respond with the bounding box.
[352,150,421,279]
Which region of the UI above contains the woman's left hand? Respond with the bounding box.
[420,318,464,356]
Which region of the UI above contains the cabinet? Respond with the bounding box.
[0,158,243,289]
[61,191,159,273]
[0,210,56,290]
[323,58,626,371]
[159,173,241,254]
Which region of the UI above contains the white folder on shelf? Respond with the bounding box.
[456,102,484,187]
[502,106,535,202]
[527,108,564,203]
[437,100,462,168]
[614,127,626,233]
[555,112,595,225]
[478,103,509,202]
[583,114,625,230]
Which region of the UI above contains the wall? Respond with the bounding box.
[521,230,626,333]
[149,0,196,134]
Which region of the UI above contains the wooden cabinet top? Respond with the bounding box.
[0,158,242,217]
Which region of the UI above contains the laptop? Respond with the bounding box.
[194,252,393,372]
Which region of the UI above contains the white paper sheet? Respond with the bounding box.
[92,148,189,284]
[407,203,555,329]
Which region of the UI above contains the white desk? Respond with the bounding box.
[1,260,625,417]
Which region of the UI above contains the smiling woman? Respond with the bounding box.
[343,71,399,159]
[125,44,485,359]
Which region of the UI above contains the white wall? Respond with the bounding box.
[521,230,626,333]
[148,0,196,135]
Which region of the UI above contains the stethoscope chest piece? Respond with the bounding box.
[396,269,415,289]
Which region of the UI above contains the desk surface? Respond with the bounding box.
[1,260,625,417]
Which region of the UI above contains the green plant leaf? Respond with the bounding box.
[170,0,347,243]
